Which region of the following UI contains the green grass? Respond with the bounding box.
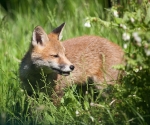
[0,0,150,125]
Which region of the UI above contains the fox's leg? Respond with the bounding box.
[92,71,115,89]
[51,75,72,105]
[92,75,107,90]
[51,81,65,105]
[92,68,119,90]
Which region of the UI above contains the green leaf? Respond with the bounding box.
[114,17,123,24]
[137,9,142,21]
[144,6,150,24]
[84,101,89,110]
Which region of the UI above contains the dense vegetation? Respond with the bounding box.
[0,0,150,124]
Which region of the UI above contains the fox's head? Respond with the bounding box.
[30,23,74,76]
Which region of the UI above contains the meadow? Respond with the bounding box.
[0,0,150,124]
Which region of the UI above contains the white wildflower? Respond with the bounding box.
[120,24,127,30]
[123,25,127,30]
[136,37,141,43]
[132,32,138,38]
[90,102,94,106]
[145,49,150,56]
[139,66,142,70]
[120,24,123,27]
[99,120,102,123]
[84,21,91,28]
[134,68,139,73]
[122,33,130,41]
[123,44,128,49]
[130,17,135,23]
[113,10,119,17]
[20,89,24,92]
[132,32,142,45]
[75,110,79,116]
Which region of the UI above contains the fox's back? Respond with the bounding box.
[63,36,124,84]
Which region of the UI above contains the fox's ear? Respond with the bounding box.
[32,26,49,46]
[52,23,65,40]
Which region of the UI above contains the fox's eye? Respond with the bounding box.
[51,54,59,58]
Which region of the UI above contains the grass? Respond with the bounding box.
[0,0,150,125]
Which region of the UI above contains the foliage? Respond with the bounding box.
[87,0,150,124]
[0,0,150,125]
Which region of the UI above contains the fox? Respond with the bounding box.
[19,23,124,104]
[19,23,75,96]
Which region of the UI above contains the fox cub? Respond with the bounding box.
[19,23,124,103]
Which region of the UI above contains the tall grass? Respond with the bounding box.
[0,0,150,124]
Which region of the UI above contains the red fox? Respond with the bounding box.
[19,23,124,103]
[19,23,75,95]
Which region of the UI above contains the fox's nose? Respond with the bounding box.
[70,65,75,70]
